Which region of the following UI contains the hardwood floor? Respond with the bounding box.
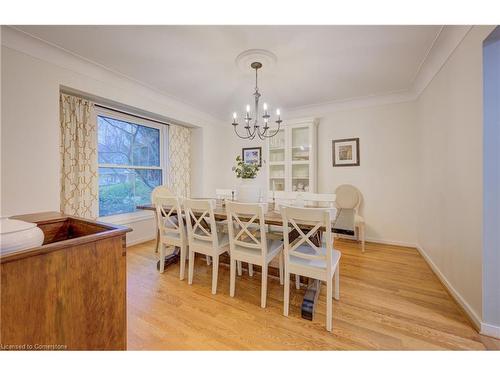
[127,239,499,350]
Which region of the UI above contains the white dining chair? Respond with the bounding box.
[269,191,316,289]
[184,199,231,294]
[226,201,284,308]
[334,184,365,252]
[151,185,175,253]
[155,196,188,280]
[281,205,341,332]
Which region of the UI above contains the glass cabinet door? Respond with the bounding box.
[291,126,310,161]
[269,128,286,191]
[268,129,285,162]
[291,126,311,192]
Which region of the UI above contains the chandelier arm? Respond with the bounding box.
[246,124,257,138]
[233,125,253,139]
[258,120,281,138]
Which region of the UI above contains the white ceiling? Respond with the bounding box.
[15,25,441,120]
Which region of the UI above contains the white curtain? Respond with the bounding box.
[167,124,191,198]
[60,93,98,219]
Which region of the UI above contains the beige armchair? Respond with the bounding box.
[334,184,365,252]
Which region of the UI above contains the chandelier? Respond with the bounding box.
[232,62,282,140]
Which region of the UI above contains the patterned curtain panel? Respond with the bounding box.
[60,93,98,219]
[168,124,191,198]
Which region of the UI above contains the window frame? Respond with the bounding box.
[95,107,168,220]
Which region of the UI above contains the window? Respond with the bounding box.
[97,110,167,217]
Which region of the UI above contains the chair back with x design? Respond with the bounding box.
[280,206,334,272]
[183,199,219,250]
[226,201,267,256]
[155,196,185,243]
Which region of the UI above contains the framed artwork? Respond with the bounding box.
[332,138,360,167]
[242,147,262,167]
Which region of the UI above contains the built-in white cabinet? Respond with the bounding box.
[266,118,318,198]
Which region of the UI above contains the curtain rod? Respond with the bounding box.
[94,103,170,127]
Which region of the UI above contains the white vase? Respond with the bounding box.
[237,178,262,203]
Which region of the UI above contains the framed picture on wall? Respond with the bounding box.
[242,147,262,167]
[332,138,360,167]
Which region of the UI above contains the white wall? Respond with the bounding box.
[416,26,496,326]
[1,27,224,245]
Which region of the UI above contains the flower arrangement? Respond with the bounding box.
[232,155,260,179]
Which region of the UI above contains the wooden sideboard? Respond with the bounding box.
[0,212,131,350]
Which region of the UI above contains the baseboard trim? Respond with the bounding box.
[481,322,500,339]
[416,244,482,331]
[336,233,417,249]
[126,235,156,247]
[365,237,417,248]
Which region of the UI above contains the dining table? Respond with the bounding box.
[136,199,355,321]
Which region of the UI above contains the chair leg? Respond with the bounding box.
[326,279,333,332]
[278,251,284,285]
[361,224,366,252]
[155,229,160,253]
[237,261,242,276]
[188,250,195,285]
[261,264,268,308]
[295,274,300,289]
[206,255,211,265]
[283,271,290,316]
[211,255,219,295]
[334,266,340,300]
[230,258,236,297]
[179,244,187,280]
[159,243,166,273]
[248,263,253,277]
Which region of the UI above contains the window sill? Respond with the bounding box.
[98,210,155,226]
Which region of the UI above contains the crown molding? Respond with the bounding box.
[2,25,473,121]
[411,25,472,97]
[1,26,224,128]
[284,89,418,119]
